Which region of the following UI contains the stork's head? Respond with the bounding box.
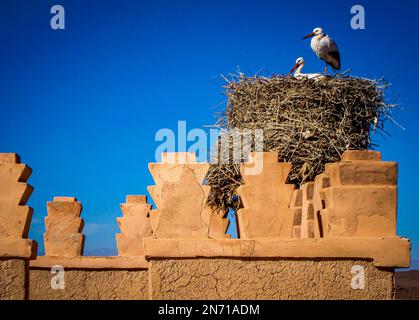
[303,27,324,40]
[295,57,305,65]
[289,57,304,75]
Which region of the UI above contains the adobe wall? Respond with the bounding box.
[28,195,150,300]
[0,151,412,300]
[0,259,28,300]
[148,258,394,300]
[30,268,148,300]
[143,236,407,300]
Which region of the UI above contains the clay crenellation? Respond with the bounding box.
[0,151,411,300]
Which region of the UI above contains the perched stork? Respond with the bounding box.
[289,57,324,80]
[303,27,341,74]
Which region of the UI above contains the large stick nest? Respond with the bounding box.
[206,74,395,212]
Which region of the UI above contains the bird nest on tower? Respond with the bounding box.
[205,73,395,212]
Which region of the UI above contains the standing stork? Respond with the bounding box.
[303,27,341,74]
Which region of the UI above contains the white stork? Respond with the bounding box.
[289,57,324,80]
[303,27,341,74]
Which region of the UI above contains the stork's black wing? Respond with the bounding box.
[328,50,341,70]
[326,37,341,70]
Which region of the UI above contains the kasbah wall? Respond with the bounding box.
[0,150,410,300]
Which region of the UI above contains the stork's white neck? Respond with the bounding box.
[295,63,304,76]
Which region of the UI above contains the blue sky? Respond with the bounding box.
[0,0,418,261]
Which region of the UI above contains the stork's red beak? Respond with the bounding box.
[289,63,298,75]
[303,32,315,40]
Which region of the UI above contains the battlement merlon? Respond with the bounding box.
[0,153,37,259]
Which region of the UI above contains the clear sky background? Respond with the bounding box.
[1,0,418,263]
